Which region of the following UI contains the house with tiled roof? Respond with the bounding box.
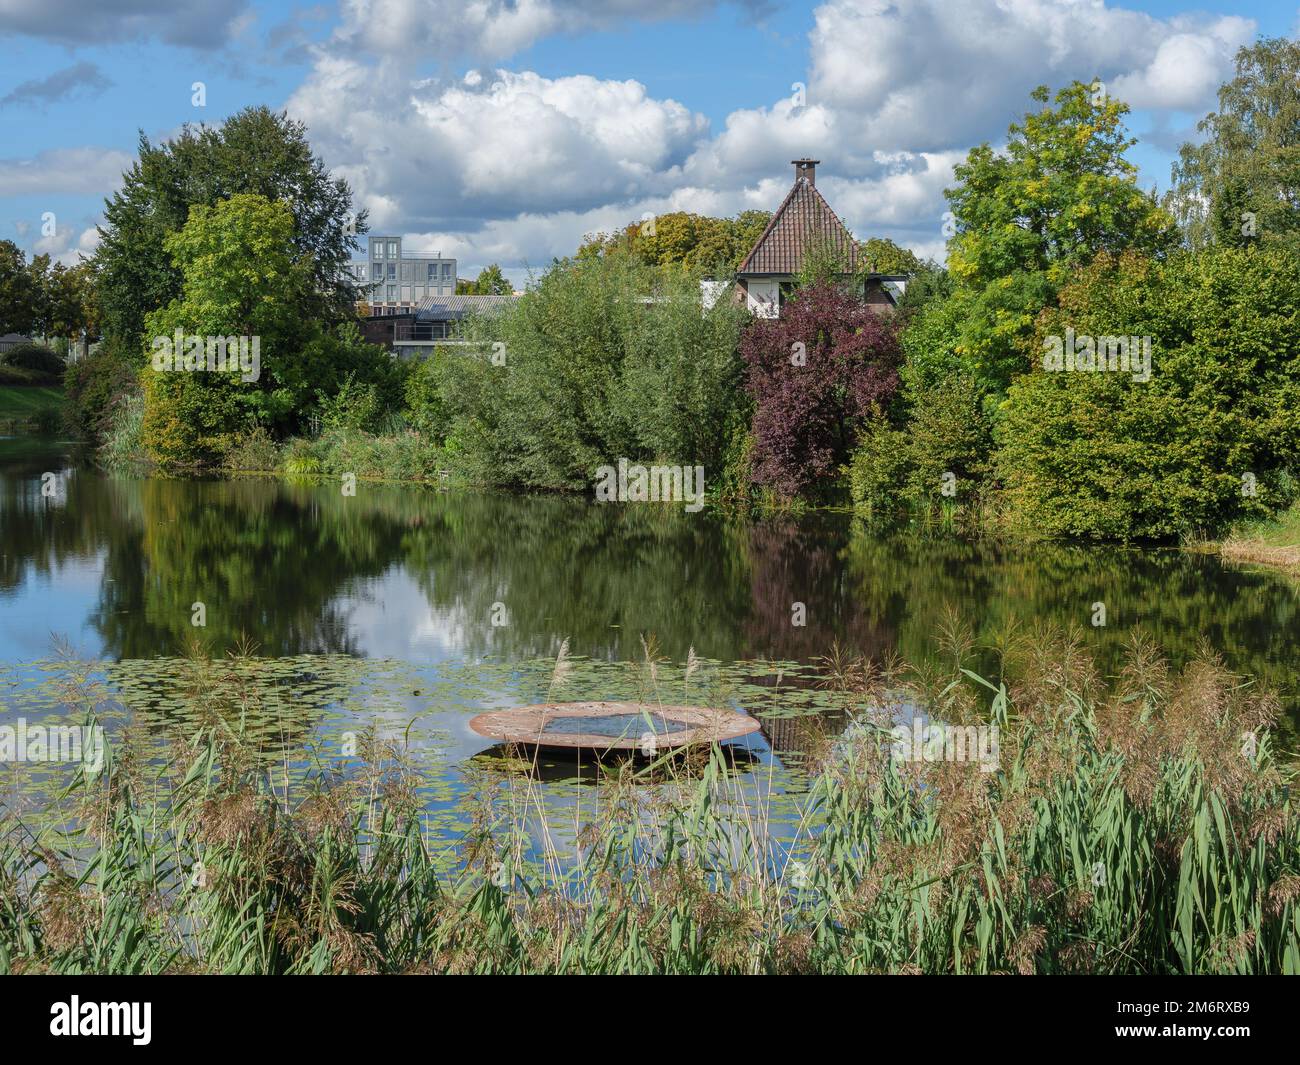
[734,159,908,318]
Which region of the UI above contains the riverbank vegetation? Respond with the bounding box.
[30,38,1300,550]
[0,341,65,433]
[0,383,63,435]
[3,634,1297,974]
[1211,504,1300,576]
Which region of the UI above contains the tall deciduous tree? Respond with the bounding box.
[0,241,36,336]
[947,82,1177,287]
[577,210,773,272]
[456,264,513,295]
[140,193,396,469]
[1167,38,1300,251]
[856,237,925,276]
[96,107,366,349]
[912,82,1178,398]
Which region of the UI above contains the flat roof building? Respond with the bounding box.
[350,235,456,316]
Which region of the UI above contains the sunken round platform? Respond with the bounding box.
[468,701,761,751]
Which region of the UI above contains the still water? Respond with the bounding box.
[2,436,1299,853]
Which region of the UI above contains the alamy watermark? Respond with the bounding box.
[151,330,261,383]
[890,718,1000,773]
[1042,328,1152,382]
[594,459,705,513]
[50,997,151,1045]
[1,718,104,774]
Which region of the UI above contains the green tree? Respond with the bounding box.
[729,211,772,268]
[432,248,748,490]
[793,233,855,291]
[31,259,96,346]
[996,247,1300,540]
[96,107,365,350]
[1167,38,1300,252]
[0,241,36,336]
[948,83,1177,287]
[907,82,1178,401]
[140,194,397,469]
[456,264,513,295]
[849,370,992,523]
[856,237,924,275]
[577,210,773,273]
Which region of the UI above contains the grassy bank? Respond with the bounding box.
[3,634,1297,974]
[0,385,63,434]
[1210,504,1300,576]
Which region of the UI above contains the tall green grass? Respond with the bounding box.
[2,630,1297,974]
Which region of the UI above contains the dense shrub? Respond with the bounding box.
[0,364,51,386]
[222,427,281,472]
[714,423,759,506]
[403,356,449,441]
[849,371,993,522]
[280,428,443,482]
[739,282,900,500]
[433,250,749,490]
[2,341,63,376]
[316,372,395,435]
[997,248,1300,540]
[29,404,61,435]
[846,418,911,519]
[64,339,141,439]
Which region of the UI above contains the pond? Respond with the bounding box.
[2,436,1299,860]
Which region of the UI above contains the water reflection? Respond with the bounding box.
[2,438,1298,734]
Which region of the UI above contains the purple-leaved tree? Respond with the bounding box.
[740,282,901,498]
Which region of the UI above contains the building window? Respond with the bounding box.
[387,285,396,301]
[387,241,398,259]
[441,262,452,278]
[387,262,396,280]
[427,263,436,282]
[372,262,383,281]
[401,262,411,282]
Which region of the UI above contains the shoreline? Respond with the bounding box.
[1193,504,1300,579]
[45,424,1300,572]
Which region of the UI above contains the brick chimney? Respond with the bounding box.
[793,158,819,186]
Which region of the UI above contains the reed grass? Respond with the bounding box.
[1213,503,1300,575]
[2,629,1297,974]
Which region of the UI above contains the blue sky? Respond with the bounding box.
[1,0,1297,282]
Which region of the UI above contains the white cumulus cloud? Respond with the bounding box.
[283,0,1258,277]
